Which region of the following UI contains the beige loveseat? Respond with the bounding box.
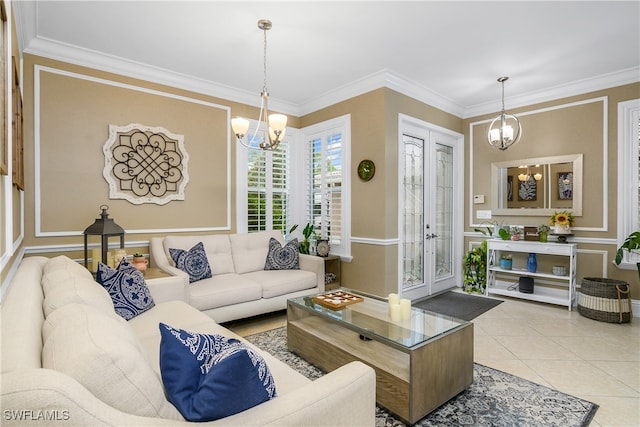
[0,255,376,426]
[150,230,324,323]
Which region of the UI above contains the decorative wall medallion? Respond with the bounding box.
[357,159,375,181]
[103,123,189,205]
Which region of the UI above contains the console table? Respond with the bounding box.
[485,240,577,310]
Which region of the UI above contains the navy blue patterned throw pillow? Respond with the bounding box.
[96,258,155,320]
[264,237,299,270]
[169,242,212,283]
[159,323,277,422]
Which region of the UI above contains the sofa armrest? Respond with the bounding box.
[298,254,325,292]
[146,275,188,303]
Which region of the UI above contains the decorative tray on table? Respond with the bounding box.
[312,291,364,310]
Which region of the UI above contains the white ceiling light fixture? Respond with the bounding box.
[231,19,287,151]
[488,76,522,151]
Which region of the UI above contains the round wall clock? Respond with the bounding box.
[357,159,375,181]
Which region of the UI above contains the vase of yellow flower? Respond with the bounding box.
[549,210,575,234]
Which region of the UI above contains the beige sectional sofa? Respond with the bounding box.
[0,255,376,426]
[150,230,325,323]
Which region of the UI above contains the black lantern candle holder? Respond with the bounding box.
[83,205,125,270]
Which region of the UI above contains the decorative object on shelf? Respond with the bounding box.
[524,226,538,241]
[132,252,148,273]
[527,253,537,273]
[83,205,125,271]
[549,210,575,234]
[551,233,574,244]
[357,159,375,181]
[614,230,640,280]
[316,239,330,257]
[487,76,522,151]
[510,226,521,241]
[519,276,534,294]
[500,254,512,270]
[103,123,189,205]
[552,265,567,276]
[537,225,550,242]
[231,19,287,151]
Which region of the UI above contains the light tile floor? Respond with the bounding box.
[227,296,639,427]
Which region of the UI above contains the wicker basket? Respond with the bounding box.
[578,277,632,323]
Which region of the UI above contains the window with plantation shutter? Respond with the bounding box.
[246,140,290,233]
[236,123,292,235]
[303,115,351,257]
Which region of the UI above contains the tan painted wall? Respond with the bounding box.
[2,51,637,302]
[464,83,640,298]
[301,88,463,298]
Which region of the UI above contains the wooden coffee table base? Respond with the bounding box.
[287,312,473,424]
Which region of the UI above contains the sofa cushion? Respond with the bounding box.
[187,274,263,311]
[41,304,182,420]
[159,323,276,422]
[43,274,115,318]
[230,230,285,274]
[163,235,235,275]
[41,255,95,294]
[264,237,300,270]
[169,242,213,283]
[96,259,155,320]
[244,270,318,299]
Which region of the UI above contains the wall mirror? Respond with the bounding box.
[491,153,583,216]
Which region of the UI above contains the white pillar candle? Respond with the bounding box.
[389,303,401,322]
[400,298,412,320]
[388,293,399,305]
[91,248,101,272]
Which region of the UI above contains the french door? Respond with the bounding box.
[399,115,463,301]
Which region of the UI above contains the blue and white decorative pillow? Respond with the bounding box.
[264,238,299,270]
[159,323,277,422]
[96,258,155,320]
[169,242,212,283]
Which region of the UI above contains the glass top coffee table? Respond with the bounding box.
[287,289,473,424]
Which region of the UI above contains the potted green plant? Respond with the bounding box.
[132,252,148,272]
[614,231,640,279]
[292,223,316,254]
[537,224,551,242]
[463,240,487,294]
[500,253,513,270]
[509,226,521,241]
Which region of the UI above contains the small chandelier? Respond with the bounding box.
[487,76,522,151]
[231,19,287,151]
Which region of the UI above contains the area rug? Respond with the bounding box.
[413,291,503,321]
[245,327,598,427]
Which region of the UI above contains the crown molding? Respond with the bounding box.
[19,33,639,121]
[464,67,640,118]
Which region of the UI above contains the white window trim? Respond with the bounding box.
[616,98,640,269]
[300,115,351,258]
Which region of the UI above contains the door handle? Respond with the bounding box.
[425,233,438,240]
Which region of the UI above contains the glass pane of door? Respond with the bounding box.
[402,134,425,290]
[434,143,453,281]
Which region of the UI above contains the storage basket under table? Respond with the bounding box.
[577,277,632,323]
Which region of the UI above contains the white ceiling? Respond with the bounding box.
[12,1,640,118]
